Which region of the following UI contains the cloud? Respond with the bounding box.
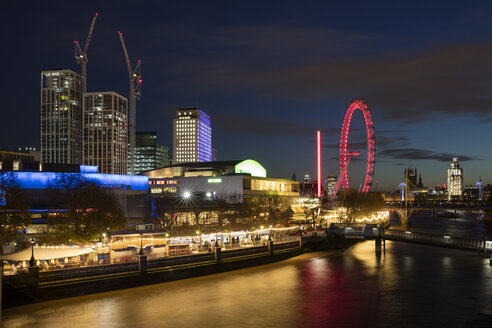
[146,22,492,122]
[214,113,338,136]
[322,134,410,150]
[379,148,478,162]
[246,43,492,121]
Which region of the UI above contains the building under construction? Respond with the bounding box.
[40,13,143,175]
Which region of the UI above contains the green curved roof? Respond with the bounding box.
[235,159,267,177]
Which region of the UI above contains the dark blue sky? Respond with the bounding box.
[2,1,492,190]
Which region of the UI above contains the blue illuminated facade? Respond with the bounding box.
[79,165,98,173]
[173,108,212,164]
[9,166,148,191]
[197,110,212,162]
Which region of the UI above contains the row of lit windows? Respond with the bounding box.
[150,180,178,185]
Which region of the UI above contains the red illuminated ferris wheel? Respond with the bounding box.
[339,98,375,193]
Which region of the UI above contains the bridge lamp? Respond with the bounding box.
[182,191,191,199]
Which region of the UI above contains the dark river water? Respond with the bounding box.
[3,212,492,328]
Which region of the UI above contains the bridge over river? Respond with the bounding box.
[322,224,492,256]
[385,200,492,211]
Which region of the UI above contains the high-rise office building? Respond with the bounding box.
[41,69,83,164]
[173,108,212,164]
[447,157,463,200]
[83,92,128,174]
[135,132,170,174]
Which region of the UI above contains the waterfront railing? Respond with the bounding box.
[3,238,302,283]
[331,225,492,252]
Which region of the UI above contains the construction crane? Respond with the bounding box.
[74,13,98,92]
[118,31,142,175]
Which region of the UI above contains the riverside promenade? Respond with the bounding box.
[2,238,304,308]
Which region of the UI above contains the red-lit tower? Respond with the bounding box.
[317,130,321,198]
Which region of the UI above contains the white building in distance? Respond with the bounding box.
[173,108,212,164]
[447,157,463,201]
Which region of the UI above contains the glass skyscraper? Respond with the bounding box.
[40,69,83,164]
[135,132,170,174]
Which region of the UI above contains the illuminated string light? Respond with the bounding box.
[355,211,389,223]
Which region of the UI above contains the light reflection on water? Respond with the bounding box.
[3,240,491,328]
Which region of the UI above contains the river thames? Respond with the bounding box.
[3,211,492,328]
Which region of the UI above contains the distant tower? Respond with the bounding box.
[211,148,217,161]
[173,108,212,164]
[41,69,83,165]
[474,178,483,201]
[304,171,312,184]
[417,173,423,188]
[447,157,463,201]
[326,175,337,196]
[134,132,170,174]
[404,166,417,186]
[292,172,297,181]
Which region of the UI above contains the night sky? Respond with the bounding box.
[2,1,492,190]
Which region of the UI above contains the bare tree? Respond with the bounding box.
[302,203,320,229]
[0,172,29,254]
[245,197,261,229]
[217,192,246,247]
[339,189,385,223]
[261,192,283,226]
[47,174,126,244]
[153,195,180,230]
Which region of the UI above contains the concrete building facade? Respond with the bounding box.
[173,108,212,164]
[83,92,128,174]
[144,160,299,203]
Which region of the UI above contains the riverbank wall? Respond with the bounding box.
[2,241,304,308]
[2,235,360,308]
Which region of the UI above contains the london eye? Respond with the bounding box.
[339,98,376,193]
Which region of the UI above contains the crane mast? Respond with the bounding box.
[118,31,142,175]
[74,13,98,92]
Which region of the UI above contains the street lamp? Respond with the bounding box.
[29,238,35,267]
[183,191,191,199]
[138,232,144,255]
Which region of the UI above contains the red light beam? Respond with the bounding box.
[317,130,321,198]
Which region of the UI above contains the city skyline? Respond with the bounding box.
[2,1,492,189]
